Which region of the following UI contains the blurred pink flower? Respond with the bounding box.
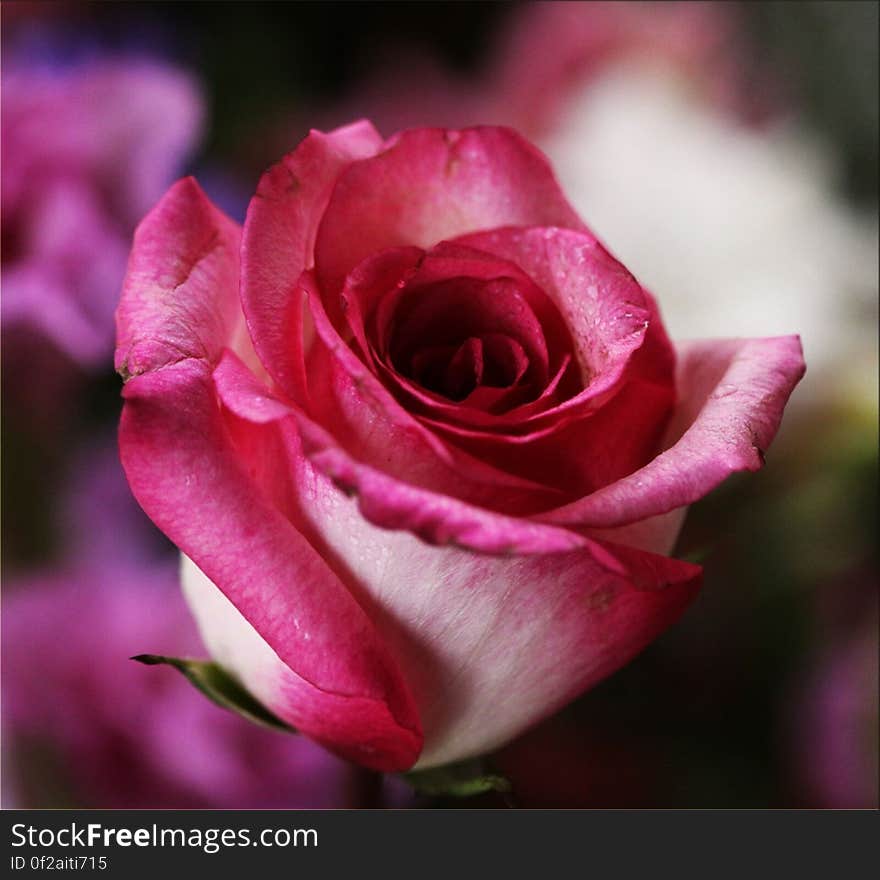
[2,565,358,808]
[495,2,876,382]
[1,58,203,371]
[312,52,494,138]
[789,588,878,809]
[485,0,765,136]
[59,434,172,567]
[297,3,755,172]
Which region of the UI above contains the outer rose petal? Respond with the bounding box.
[116,180,422,771]
[314,126,587,315]
[208,353,703,767]
[241,121,384,401]
[114,177,242,379]
[120,361,421,771]
[214,349,584,555]
[540,335,806,528]
[296,464,702,769]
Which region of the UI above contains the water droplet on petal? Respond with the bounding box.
[712,384,738,399]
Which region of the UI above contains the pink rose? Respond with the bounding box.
[116,122,804,772]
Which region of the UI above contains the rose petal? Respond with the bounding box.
[343,240,581,428]
[373,241,570,373]
[211,350,702,766]
[441,336,484,399]
[455,226,654,418]
[371,229,669,444]
[540,335,806,527]
[114,177,242,379]
[241,121,384,402]
[213,349,583,554]
[277,429,703,767]
[587,508,689,558]
[120,360,422,771]
[417,370,674,501]
[376,346,573,427]
[388,276,549,385]
[302,271,567,513]
[117,180,422,771]
[340,244,424,369]
[314,126,587,310]
[409,288,676,495]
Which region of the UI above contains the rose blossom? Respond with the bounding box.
[116,121,804,772]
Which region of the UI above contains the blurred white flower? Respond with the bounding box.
[541,62,878,384]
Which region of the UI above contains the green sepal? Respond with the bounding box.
[403,758,512,798]
[131,654,295,734]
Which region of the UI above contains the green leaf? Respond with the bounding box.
[131,654,295,734]
[403,758,513,799]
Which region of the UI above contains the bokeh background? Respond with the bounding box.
[2,1,877,809]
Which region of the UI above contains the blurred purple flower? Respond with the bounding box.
[59,434,172,567]
[790,613,878,809]
[3,428,361,808]
[2,564,359,809]
[1,58,203,377]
